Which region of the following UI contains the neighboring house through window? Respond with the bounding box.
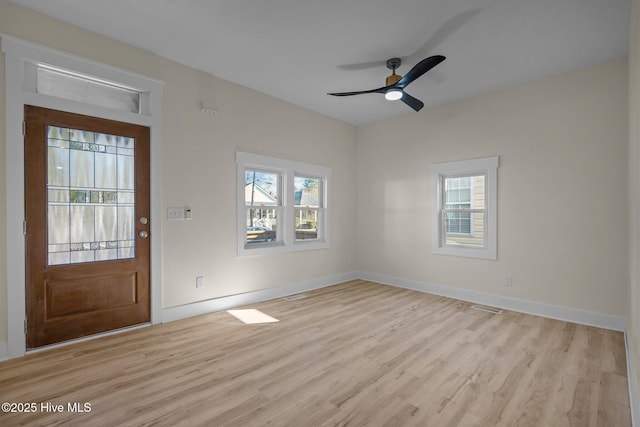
[431,156,499,260]
[444,176,473,235]
[245,169,280,245]
[294,175,322,241]
[237,152,330,256]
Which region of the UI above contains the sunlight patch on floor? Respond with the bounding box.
[226,309,279,324]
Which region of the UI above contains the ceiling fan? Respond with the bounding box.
[328,55,445,112]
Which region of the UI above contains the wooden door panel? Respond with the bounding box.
[46,272,139,318]
[25,105,150,348]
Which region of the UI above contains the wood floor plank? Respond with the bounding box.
[0,280,631,426]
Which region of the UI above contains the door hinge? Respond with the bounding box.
[23,220,27,235]
[22,120,25,136]
[24,319,27,335]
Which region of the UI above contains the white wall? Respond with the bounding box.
[628,0,640,416]
[160,61,358,307]
[357,59,628,317]
[0,0,357,350]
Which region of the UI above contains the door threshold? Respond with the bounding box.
[26,323,152,355]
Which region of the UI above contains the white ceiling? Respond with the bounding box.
[9,0,630,126]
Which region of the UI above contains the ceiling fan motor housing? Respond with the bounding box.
[385,57,402,85]
[386,73,401,86]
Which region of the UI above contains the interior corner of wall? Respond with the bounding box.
[0,341,7,362]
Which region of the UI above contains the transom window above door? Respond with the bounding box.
[36,64,142,114]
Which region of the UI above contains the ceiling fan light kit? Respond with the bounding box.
[328,55,446,112]
[384,89,403,101]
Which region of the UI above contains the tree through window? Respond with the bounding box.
[236,152,330,256]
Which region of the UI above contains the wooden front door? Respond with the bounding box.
[24,105,151,349]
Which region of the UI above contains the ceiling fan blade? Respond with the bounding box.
[407,9,482,61]
[401,92,424,111]
[337,59,387,71]
[327,86,387,96]
[396,55,446,89]
[337,8,480,72]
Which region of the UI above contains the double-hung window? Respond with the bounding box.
[237,152,330,256]
[431,156,499,260]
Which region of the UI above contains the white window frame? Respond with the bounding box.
[431,156,499,260]
[236,152,330,256]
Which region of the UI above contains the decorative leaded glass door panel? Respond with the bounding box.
[25,105,150,348]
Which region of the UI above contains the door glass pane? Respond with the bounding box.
[48,205,69,245]
[95,206,117,241]
[95,152,117,188]
[47,125,136,265]
[117,155,135,190]
[48,145,69,186]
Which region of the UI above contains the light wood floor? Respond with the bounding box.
[0,280,632,426]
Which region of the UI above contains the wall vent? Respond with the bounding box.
[470,305,502,315]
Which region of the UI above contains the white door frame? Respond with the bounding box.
[1,35,164,359]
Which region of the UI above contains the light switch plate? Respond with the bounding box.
[167,207,185,220]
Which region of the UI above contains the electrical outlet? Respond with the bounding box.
[167,207,185,220]
[504,275,513,287]
[196,276,205,289]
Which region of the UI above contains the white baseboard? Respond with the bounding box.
[162,272,359,323]
[626,331,639,427]
[6,270,635,420]
[357,272,627,332]
[163,270,626,331]
[0,341,7,362]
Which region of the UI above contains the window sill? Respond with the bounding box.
[238,240,329,257]
[432,245,496,260]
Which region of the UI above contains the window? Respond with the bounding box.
[237,152,330,256]
[431,156,498,259]
[36,64,142,114]
[244,169,281,245]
